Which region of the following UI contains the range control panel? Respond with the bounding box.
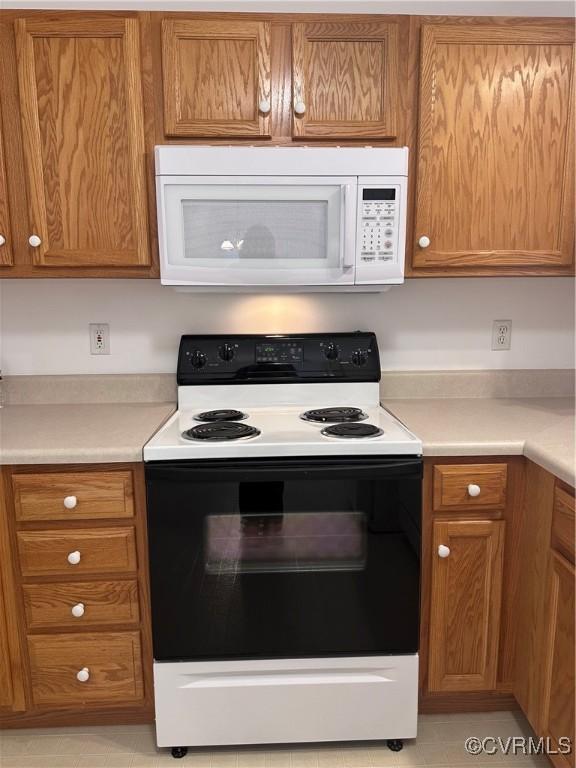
[359,187,398,264]
[177,333,380,385]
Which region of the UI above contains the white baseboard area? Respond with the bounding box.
[153,654,419,748]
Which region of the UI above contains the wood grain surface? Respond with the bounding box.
[23,580,140,630]
[539,551,575,768]
[162,19,271,136]
[292,21,398,138]
[17,527,137,577]
[28,631,143,706]
[14,16,150,268]
[551,484,575,563]
[428,519,505,692]
[13,471,135,523]
[414,24,575,271]
[0,92,13,266]
[433,464,508,512]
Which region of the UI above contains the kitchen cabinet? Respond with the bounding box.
[292,20,399,139]
[0,463,153,727]
[428,519,505,692]
[412,23,575,275]
[0,94,13,266]
[14,15,151,270]
[540,551,575,768]
[161,19,271,137]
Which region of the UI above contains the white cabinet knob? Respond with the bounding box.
[258,98,271,114]
[438,544,451,558]
[63,495,77,509]
[294,100,306,115]
[67,550,81,565]
[418,235,431,248]
[71,602,85,618]
[28,235,42,247]
[76,667,90,683]
[0,235,5,246]
[467,484,481,497]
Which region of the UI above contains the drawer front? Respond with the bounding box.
[17,527,137,577]
[23,580,140,630]
[13,471,134,522]
[433,464,508,512]
[552,485,575,563]
[28,631,143,706]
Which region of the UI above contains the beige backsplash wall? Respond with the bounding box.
[0,277,574,375]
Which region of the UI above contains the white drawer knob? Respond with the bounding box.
[467,484,481,497]
[71,602,85,618]
[63,495,77,509]
[438,544,451,558]
[28,234,42,247]
[0,234,5,246]
[418,235,431,248]
[294,100,306,115]
[67,550,81,565]
[258,98,271,114]
[76,667,90,683]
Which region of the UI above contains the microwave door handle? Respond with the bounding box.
[340,184,354,269]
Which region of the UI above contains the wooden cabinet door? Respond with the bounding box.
[0,94,13,266]
[162,19,271,137]
[414,25,575,273]
[428,519,505,692]
[540,551,575,768]
[292,21,399,139]
[14,16,150,268]
[0,570,15,709]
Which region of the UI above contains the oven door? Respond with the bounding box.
[156,176,357,286]
[146,456,421,662]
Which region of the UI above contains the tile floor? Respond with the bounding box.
[0,711,551,768]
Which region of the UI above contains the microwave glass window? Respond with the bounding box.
[182,200,328,262]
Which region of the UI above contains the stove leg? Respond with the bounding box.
[171,747,188,759]
[387,739,404,752]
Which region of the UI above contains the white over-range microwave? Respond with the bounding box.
[155,146,408,291]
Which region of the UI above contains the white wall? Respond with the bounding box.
[0,277,574,375]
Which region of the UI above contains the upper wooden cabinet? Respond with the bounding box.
[0,95,13,266]
[413,24,575,274]
[14,16,151,269]
[292,21,399,139]
[162,19,271,137]
[428,518,505,692]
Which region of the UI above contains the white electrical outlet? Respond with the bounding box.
[492,320,512,350]
[89,323,110,355]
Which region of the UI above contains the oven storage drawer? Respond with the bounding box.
[22,580,140,630]
[28,631,144,706]
[12,470,135,522]
[154,655,418,747]
[17,527,137,577]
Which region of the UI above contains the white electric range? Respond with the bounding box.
[144,333,422,759]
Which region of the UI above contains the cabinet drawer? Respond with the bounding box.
[17,527,137,577]
[28,631,143,706]
[433,464,508,512]
[552,485,575,563]
[12,471,134,522]
[23,580,140,630]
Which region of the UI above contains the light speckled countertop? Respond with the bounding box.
[0,403,175,465]
[385,397,575,487]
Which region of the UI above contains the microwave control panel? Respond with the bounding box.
[356,180,405,284]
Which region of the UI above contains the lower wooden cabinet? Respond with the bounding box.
[540,551,575,768]
[428,519,505,692]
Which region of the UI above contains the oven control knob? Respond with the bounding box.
[324,342,339,361]
[351,349,367,367]
[190,350,207,369]
[218,343,235,362]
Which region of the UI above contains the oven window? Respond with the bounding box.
[146,460,421,662]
